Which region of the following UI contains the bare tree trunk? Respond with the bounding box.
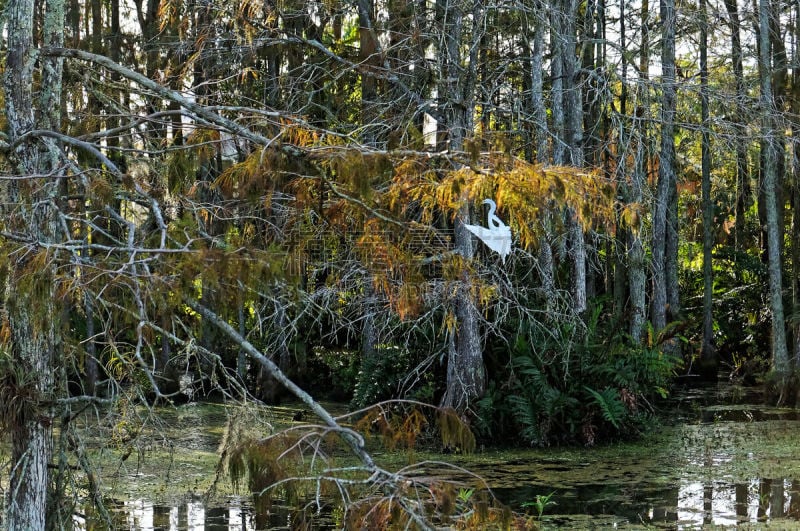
[627,0,650,344]
[700,0,718,375]
[3,0,64,525]
[85,293,98,395]
[552,0,587,314]
[569,217,587,313]
[666,181,680,323]
[758,0,790,377]
[237,285,247,380]
[529,0,549,163]
[793,132,800,367]
[629,132,648,343]
[438,0,485,413]
[551,3,566,166]
[527,0,557,312]
[443,210,485,412]
[724,0,751,251]
[608,0,628,320]
[358,0,379,147]
[652,0,676,334]
[357,0,380,365]
[792,3,800,367]
[539,231,557,314]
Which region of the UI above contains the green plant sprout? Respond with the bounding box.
[522,491,556,520]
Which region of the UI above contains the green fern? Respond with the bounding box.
[508,394,542,444]
[584,386,626,429]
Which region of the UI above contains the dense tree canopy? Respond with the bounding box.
[2,0,800,525]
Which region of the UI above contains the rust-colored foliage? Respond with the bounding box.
[223,424,350,530]
[399,158,615,251]
[226,433,304,515]
[182,123,618,322]
[354,404,429,451]
[345,478,530,530]
[346,497,403,529]
[352,403,476,455]
[454,496,537,530]
[437,407,476,454]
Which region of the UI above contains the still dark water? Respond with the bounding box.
[80,382,800,529]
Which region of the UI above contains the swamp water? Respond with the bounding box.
[84,382,800,529]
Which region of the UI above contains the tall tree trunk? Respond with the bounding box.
[629,130,649,343]
[527,0,557,311]
[551,3,566,166]
[652,0,676,334]
[3,0,64,525]
[529,0,548,163]
[358,0,379,146]
[357,0,380,365]
[700,0,718,374]
[666,174,680,323]
[538,230,557,314]
[792,3,800,367]
[439,0,485,413]
[792,177,800,369]
[724,0,751,252]
[552,0,587,314]
[628,0,650,343]
[793,124,800,367]
[610,0,628,319]
[769,0,787,251]
[758,0,790,377]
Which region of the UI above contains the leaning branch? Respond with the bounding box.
[184,298,377,472]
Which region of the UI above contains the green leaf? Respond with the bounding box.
[584,386,626,429]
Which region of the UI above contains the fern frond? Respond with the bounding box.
[584,386,626,429]
[508,394,541,444]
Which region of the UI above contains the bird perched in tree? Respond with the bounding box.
[463,198,512,263]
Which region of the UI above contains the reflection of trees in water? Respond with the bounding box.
[674,478,800,526]
[90,497,239,530]
[104,496,327,530]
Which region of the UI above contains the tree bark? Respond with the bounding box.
[358,0,380,147]
[700,0,718,373]
[529,0,549,163]
[629,133,648,343]
[527,0,557,315]
[652,0,676,334]
[357,0,380,365]
[723,0,751,251]
[758,0,790,377]
[627,0,650,344]
[3,0,64,525]
[551,0,587,314]
[792,2,800,367]
[438,0,485,413]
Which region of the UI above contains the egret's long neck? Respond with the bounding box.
[485,202,496,225]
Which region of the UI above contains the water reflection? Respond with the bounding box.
[73,388,800,529]
[78,475,800,529]
[76,497,258,531]
[667,477,800,527]
[496,475,800,527]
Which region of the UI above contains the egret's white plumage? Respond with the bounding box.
[464,199,512,263]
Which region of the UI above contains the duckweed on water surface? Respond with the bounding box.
[8,385,800,529]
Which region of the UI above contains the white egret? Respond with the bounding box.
[464,198,512,263]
